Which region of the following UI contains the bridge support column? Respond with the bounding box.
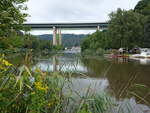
[97,26,100,31]
[52,56,58,72]
[53,26,57,46]
[58,29,62,45]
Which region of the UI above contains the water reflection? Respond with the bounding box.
[31,54,150,103]
[130,57,150,65]
[82,57,150,103]
[7,53,150,111]
[64,78,109,97]
[32,55,88,73]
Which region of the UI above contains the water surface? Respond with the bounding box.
[7,52,150,112]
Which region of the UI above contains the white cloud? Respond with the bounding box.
[25,0,140,34]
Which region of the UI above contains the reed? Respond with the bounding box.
[0,55,149,113]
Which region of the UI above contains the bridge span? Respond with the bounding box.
[24,22,109,45]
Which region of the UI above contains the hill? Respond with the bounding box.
[36,34,87,47]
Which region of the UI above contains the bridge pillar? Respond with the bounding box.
[52,56,58,72]
[53,26,57,45]
[58,29,62,45]
[97,26,100,31]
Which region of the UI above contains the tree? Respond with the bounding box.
[134,0,150,47]
[0,0,28,37]
[107,8,147,49]
[81,31,108,53]
[134,0,150,16]
[143,16,150,47]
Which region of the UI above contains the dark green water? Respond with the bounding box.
[7,52,150,110]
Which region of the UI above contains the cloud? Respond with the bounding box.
[26,0,140,23]
[25,0,140,34]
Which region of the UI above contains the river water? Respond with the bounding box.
[7,52,150,112]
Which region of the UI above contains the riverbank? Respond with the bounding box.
[0,48,65,54]
[0,53,150,113]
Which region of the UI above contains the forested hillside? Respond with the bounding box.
[37,34,87,47]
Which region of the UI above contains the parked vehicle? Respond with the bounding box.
[130,48,150,58]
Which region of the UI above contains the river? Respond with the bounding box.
[6,52,150,112]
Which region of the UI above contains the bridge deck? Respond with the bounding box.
[24,22,108,29]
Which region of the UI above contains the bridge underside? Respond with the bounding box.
[24,23,108,46]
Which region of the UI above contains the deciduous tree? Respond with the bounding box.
[0,0,28,37]
[108,9,147,49]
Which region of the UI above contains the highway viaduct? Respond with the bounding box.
[23,22,109,46]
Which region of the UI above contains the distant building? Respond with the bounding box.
[140,48,150,53]
[71,46,81,53]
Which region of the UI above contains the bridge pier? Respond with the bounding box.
[97,26,100,31]
[58,29,62,45]
[53,26,57,46]
[53,27,62,46]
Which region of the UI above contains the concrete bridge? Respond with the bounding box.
[24,22,109,45]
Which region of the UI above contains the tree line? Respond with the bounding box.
[0,0,63,52]
[81,0,150,53]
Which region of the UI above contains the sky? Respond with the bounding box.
[25,0,140,35]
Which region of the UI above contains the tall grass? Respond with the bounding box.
[0,55,149,113]
[0,54,115,113]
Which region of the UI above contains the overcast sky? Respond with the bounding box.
[25,0,140,35]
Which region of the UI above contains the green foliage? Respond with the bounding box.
[0,34,54,51]
[37,34,86,47]
[81,7,149,53]
[81,31,107,55]
[0,56,114,113]
[52,45,64,51]
[0,36,24,49]
[134,0,150,16]
[0,0,28,37]
[134,0,150,47]
[23,34,53,50]
[0,68,63,112]
[144,17,150,47]
[107,9,147,49]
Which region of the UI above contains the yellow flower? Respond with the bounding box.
[31,92,35,95]
[34,81,41,86]
[0,59,12,67]
[45,86,48,89]
[35,68,41,73]
[36,86,47,91]
[34,82,48,91]
[48,102,55,107]
[3,60,12,66]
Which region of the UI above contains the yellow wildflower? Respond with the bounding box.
[36,86,48,91]
[0,58,12,67]
[35,68,41,73]
[2,59,12,66]
[34,81,48,91]
[34,81,42,86]
[48,102,55,107]
[31,92,35,95]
